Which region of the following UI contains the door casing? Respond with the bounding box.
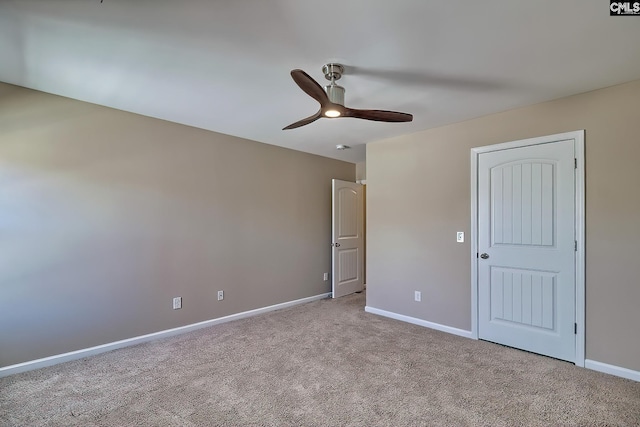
[470,130,585,367]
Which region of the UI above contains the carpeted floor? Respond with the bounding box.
[1,292,639,426]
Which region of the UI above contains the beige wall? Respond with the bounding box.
[0,83,354,368]
[366,79,640,372]
[355,161,366,181]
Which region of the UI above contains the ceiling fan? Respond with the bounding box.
[283,63,413,130]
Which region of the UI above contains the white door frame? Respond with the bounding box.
[470,130,585,367]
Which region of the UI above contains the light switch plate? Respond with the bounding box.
[456,232,464,243]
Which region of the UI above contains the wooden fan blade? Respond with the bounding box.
[283,110,322,130]
[343,108,413,123]
[290,69,330,107]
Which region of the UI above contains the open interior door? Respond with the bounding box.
[332,179,364,298]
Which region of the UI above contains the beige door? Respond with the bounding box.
[332,179,364,298]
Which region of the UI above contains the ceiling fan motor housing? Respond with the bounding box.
[325,84,345,106]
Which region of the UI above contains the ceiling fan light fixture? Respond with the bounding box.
[324,109,341,118]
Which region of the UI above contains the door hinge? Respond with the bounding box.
[574,158,577,169]
[574,323,577,334]
[477,252,479,258]
[575,241,577,251]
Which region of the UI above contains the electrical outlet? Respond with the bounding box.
[456,232,464,243]
[217,290,224,301]
[172,297,182,310]
[323,272,329,281]
[414,291,421,302]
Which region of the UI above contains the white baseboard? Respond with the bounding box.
[0,292,332,378]
[364,306,474,339]
[585,359,640,382]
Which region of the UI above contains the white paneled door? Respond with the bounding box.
[332,179,364,298]
[478,139,576,362]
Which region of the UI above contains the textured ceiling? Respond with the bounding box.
[2,0,640,163]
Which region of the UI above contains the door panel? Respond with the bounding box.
[490,268,556,330]
[332,179,364,298]
[338,248,359,283]
[492,162,555,246]
[478,139,575,362]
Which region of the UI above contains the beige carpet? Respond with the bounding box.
[1,292,639,426]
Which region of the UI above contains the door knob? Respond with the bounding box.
[480,253,489,259]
